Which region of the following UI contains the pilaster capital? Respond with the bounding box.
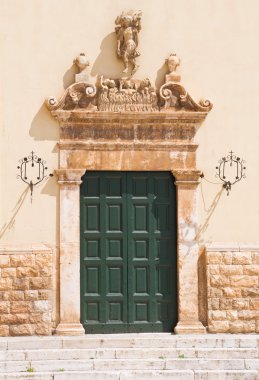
[55,169,86,185]
[171,169,202,185]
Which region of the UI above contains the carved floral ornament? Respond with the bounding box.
[46,11,213,114]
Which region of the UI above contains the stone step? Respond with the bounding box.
[1,334,259,350]
[0,347,257,361]
[0,358,258,372]
[0,370,258,380]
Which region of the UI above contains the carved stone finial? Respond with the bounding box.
[73,53,90,83]
[115,10,142,76]
[166,53,181,83]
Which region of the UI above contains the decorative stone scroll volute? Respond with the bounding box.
[46,19,213,335]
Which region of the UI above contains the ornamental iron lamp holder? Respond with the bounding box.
[216,150,246,195]
[17,151,53,199]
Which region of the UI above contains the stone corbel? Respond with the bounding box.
[172,169,202,184]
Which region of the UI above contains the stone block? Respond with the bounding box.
[0,313,18,324]
[245,359,259,369]
[55,372,120,380]
[33,300,50,313]
[222,252,233,264]
[219,265,243,276]
[256,320,259,333]
[120,371,193,380]
[0,301,10,313]
[207,252,222,264]
[230,275,257,287]
[242,288,259,297]
[35,322,52,335]
[238,310,259,320]
[249,298,259,310]
[232,253,252,265]
[24,290,38,300]
[30,277,51,290]
[226,310,238,321]
[0,278,12,291]
[3,291,24,301]
[12,278,29,290]
[0,255,10,267]
[210,275,230,287]
[9,324,35,336]
[222,287,241,298]
[208,298,219,310]
[29,313,45,323]
[14,313,30,324]
[252,252,259,264]
[208,265,219,275]
[10,301,31,313]
[229,321,256,333]
[0,325,9,336]
[10,254,34,267]
[165,358,244,370]
[208,310,226,321]
[94,359,164,371]
[219,298,233,310]
[208,288,223,298]
[207,320,229,333]
[16,267,38,278]
[232,299,249,310]
[243,265,259,275]
[38,290,50,300]
[1,268,16,277]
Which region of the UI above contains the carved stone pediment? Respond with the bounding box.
[46,53,212,114]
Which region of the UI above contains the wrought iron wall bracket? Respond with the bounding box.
[216,150,246,195]
[17,151,53,199]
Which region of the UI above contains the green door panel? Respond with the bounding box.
[80,172,177,333]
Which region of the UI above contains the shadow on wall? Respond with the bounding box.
[91,33,124,78]
[63,64,78,90]
[30,103,59,141]
[155,61,168,92]
[0,187,29,240]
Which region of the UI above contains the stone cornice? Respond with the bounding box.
[51,110,209,123]
[55,169,86,185]
[58,141,198,152]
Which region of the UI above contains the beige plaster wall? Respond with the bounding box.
[0,0,259,245]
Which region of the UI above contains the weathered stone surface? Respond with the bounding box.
[206,248,259,333]
[30,277,51,290]
[16,267,38,278]
[0,325,9,336]
[1,268,16,277]
[10,255,35,267]
[0,255,10,267]
[232,253,252,265]
[0,246,52,337]
[9,324,35,336]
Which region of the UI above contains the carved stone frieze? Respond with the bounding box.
[97,76,158,112]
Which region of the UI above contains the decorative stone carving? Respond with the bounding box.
[166,53,181,83]
[160,53,213,112]
[73,53,90,83]
[115,10,142,75]
[97,76,158,112]
[46,51,212,114]
[46,82,97,111]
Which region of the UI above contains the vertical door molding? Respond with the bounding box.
[55,169,86,335]
[172,169,206,334]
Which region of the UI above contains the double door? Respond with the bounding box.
[80,171,177,333]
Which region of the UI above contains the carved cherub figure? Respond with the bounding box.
[115,10,142,75]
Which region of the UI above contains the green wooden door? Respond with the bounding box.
[80,172,177,333]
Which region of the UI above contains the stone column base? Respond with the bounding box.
[174,321,207,334]
[55,323,85,336]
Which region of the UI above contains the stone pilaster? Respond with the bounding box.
[172,169,206,334]
[55,169,86,336]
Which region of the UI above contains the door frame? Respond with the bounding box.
[54,111,208,335]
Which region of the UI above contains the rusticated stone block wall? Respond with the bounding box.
[0,245,53,336]
[206,247,259,333]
